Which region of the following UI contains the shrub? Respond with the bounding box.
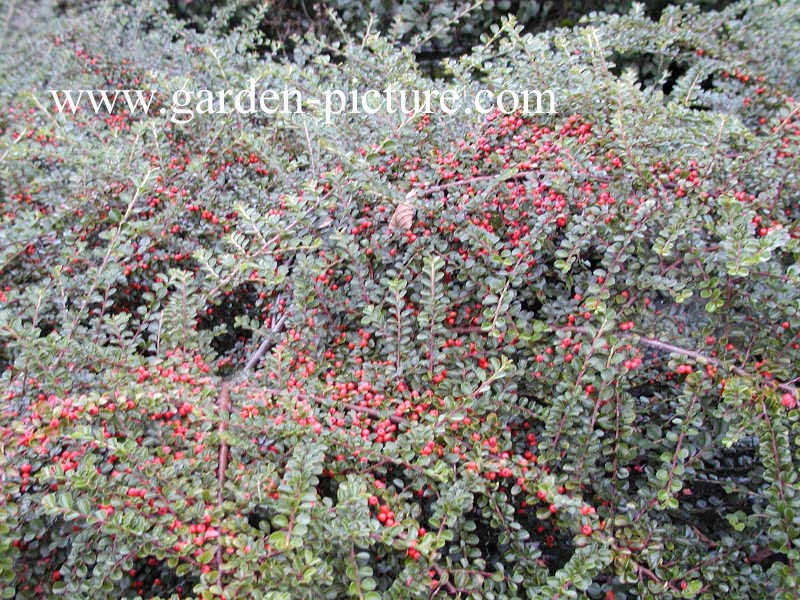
[1,1,799,598]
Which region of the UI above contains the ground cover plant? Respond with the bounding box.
[1,0,799,598]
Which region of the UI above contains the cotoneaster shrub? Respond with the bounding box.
[1,1,799,599]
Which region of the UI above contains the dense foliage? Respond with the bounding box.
[1,0,799,598]
[162,0,737,55]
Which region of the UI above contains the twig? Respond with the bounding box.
[213,296,289,590]
[340,402,408,426]
[636,563,678,591]
[0,0,16,54]
[429,563,459,597]
[214,383,231,591]
[243,313,288,373]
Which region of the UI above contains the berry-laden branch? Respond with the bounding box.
[556,325,798,399]
[636,334,798,398]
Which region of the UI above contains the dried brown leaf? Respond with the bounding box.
[389,201,415,231]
